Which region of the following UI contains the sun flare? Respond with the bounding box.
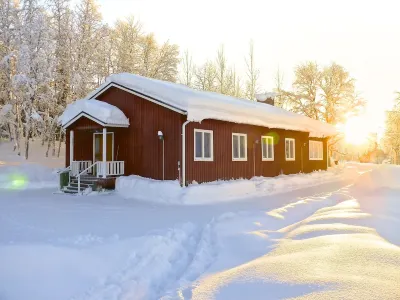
[342,117,370,145]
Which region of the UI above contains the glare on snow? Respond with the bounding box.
[191,197,400,300]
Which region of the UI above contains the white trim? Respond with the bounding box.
[62,112,129,129]
[90,83,186,115]
[285,138,296,161]
[232,133,248,161]
[194,129,214,161]
[261,135,274,161]
[93,132,114,164]
[309,140,323,160]
[69,130,74,166]
[182,120,191,186]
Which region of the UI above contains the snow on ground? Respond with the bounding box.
[0,150,399,299]
[0,141,63,189]
[116,165,360,205]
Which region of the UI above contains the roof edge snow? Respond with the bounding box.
[59,99,129,129]
[84,73,337,138]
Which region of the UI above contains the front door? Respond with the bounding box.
[93,133,114,162]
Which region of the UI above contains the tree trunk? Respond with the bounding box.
[57,130,63,158]
[52,130,56,156]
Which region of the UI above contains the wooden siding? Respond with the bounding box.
[96,87,183,180]
[65,85,329,184]
[184,120,316,184]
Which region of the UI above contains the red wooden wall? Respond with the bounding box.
[65,86,329,184]
[96,87,183,180]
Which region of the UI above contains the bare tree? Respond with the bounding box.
[244,40,259,100]
[194,60,217,92]
[215,45,227,94]
[179,49,193,87]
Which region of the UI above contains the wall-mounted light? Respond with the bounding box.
[158,130,165,180]
[158,130,164,140]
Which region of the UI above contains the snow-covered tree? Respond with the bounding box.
[72,0,103,98]
[12,0,55,159]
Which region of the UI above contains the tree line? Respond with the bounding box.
[0,0,364,160]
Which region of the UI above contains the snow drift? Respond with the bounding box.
[116,167,357,205]
[353,164,400,191]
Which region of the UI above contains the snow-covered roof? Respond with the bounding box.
[86,73,336,138]
[59,99,129,128]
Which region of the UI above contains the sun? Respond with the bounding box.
[342,116,370,145]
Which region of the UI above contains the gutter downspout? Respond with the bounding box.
[182,120,191,187]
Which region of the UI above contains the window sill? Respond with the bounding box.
[309,158,323,161]
[194,158,214,162]
[262,158,274,161]
[232,158,247,161]
[285,158,296,161]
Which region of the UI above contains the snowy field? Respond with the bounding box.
[1,142,399,300]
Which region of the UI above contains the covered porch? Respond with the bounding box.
[69,127,126,178]
[59,99,130,193]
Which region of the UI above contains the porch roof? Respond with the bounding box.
[59,99,129,129]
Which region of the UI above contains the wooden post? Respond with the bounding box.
[70,130,74,167]
[103,128,107,178]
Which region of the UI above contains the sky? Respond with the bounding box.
[95,0,400,133]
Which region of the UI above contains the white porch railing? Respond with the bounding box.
[97,161,125,177]
[71,160,92,176]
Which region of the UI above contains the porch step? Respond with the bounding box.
[63,185,91,194]
[62,176,98,194]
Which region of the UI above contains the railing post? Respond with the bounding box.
[103,128,107,178]
[70,130,74,167]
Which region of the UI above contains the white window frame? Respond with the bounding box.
[309,140,323,160]
[232,133,247,161]
[285,138,295,161]
[261,136,274,161]
[194,129,214,161]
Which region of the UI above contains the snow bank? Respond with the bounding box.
[116,167,357,205]
[354,164,400,191]
[59,99,129,127]
[0,164,58,189]
[86,73,336,138]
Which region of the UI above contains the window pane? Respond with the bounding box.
[195,132,203,158]
[286,140,290,158]
[267,141,273,159]
[233,135,239,158]
[318,142,322,159]
[240,135,246,158]
[291,140,295,158]
[262,138,267,158]
[310,142,314,159]
[204,132,211,158]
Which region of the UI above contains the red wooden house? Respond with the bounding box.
[59,73,336,193]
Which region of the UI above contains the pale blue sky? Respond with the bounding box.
[95,0,400,132]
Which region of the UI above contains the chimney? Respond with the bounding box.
[255,92,276,106]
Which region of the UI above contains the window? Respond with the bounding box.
[261,136,274,161]
[309,140,323,160]
[194,129,213,161]
[285,138,295,161]
[232,133,247,161]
